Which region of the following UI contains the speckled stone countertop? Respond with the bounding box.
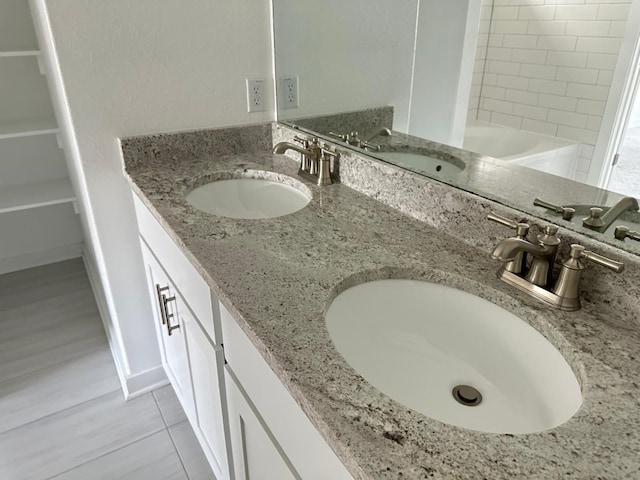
[123,126,640,479]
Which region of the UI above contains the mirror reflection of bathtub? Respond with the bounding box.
[463,124,580,179]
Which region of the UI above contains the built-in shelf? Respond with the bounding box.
[0,117,58,140]
[0,50,40,57]
[0,178,75,214]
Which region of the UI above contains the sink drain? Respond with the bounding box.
[452,385,483,406]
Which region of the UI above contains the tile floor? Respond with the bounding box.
[0,258,215,480]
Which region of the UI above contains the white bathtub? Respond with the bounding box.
[463,124,580,179]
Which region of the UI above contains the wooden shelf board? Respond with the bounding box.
[0,178,75,214]
[0,117,58,140]
[0,50,40,58]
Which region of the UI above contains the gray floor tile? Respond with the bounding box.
[0,391,166,480]
[0,280,106,384]
[154,384,188,427]
[170,421,216,480]
[0,258,88,310]
[50,430,188,480]
[0,347,121,433]
[0,259,214,480]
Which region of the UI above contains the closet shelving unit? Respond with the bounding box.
[0,0,75,215]
[0,0,83,274]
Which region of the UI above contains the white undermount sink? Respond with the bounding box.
[325,279,582,434]
[186,175,310,219]
[378,152,464,177]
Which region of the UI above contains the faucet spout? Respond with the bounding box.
[583,196,639,232]
[598,196,639,231]
[364,127,392,142]
[272,141,313,157]
[491,237,555,262]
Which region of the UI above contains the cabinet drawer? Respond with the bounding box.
[133,192,218,344]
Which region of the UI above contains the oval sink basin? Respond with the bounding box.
[326,279,582,434]
[186,177,310,219]
[379,152,464,177]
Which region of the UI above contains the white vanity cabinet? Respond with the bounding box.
[220,303,354,480]
[133,194,231,480]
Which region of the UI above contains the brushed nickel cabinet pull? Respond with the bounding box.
[162,295,179,336]
[166,310,180,336]
[155,284,169,325]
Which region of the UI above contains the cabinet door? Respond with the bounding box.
[140,243,195,421]
[185,315,230,480]
[225,368,299,480]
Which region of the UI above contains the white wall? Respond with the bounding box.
[409,0,481,146]
[274,0,419,132]
[32,0,274,396]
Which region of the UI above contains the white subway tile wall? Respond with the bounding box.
[467,0,632,178]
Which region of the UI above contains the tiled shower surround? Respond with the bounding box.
[468,0,632,182]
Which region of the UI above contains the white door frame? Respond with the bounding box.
[589,0,640,188]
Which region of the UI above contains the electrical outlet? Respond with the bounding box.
[246,78,266,113]
[280,76,299,109]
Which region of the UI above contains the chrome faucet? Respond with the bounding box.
[272,136,338,186]
[582,196,639,232]
[489,212,624,310]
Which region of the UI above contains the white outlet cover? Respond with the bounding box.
[280,76,299,109]
[246,78,266,113]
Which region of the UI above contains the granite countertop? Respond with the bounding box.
[126,149,640,479]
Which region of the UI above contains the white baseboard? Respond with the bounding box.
[0,242,83,275]
[82,250,167,399]
[123,366,169,400]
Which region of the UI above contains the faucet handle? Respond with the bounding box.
[317,147,339,186]
[552,244,624,310]
[488,212,531,275]
[614,225,640,242]
[583,207,605,229]
[293,135,308,147]
[568,244,625,273]
[328,131,348,142]
[487,212,530,236]
[294,135,319,149]
[360,140,381,152]
[533,197,576,221]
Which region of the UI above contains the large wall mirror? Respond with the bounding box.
[273,0,640,255]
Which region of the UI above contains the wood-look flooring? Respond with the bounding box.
[0,258,215,480]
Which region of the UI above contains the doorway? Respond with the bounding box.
[591,0,640,194]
